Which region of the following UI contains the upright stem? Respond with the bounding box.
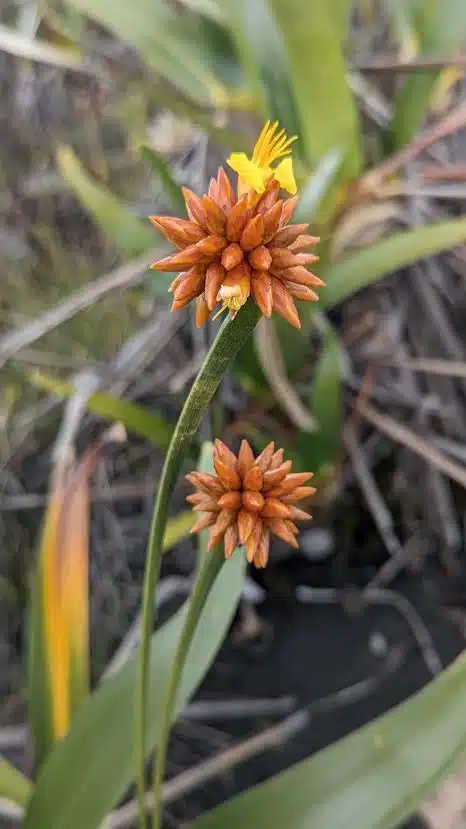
[135,302,260,829]
[152,552,224,829]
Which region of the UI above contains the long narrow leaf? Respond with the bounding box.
[29,371,172,450]
[23,551,245,829]
[222,0,300,136]
[63,0,226,107]
[140,146,185,213]
[268,0,361,177]
[322,217,466,308]
[57,146,154,256]
[299,323,342,477]
[193,650,466,829]
[392,0,466,148]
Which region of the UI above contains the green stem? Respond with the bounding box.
[135,301,260,829]
[152,552,224,828]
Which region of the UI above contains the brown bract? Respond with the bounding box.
[150,170,323,328]
[186,439,315,568]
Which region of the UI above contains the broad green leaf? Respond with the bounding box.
[194,650,466,829]
[322,217,466,308]
[0,756,32,807]
[178,0,225,24]
[298,322,342,479]
[24,551,245,829]
[140,146,185,213]
[56,146,154,257]
[392,0,466,148]
[221,0,300,138]
[268,0,361,177]
[63,0,227,108]
[28,370,172,450]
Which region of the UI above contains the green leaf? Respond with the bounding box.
[194,650,466,829]
[222,0,300,137]
[28,370,172,450]
[294,148,344,227]
[23,551,245,829]
[140,146,185,214]
[322,217,466,308]
[0,756,32,808]
[268,0,361,177]
[299,322,342,478]
[57,146,154,257]
[63,0,227,108]
[392,0,466,148]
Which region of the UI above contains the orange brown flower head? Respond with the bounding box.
[186,439,315,568]
[150,121,323,329]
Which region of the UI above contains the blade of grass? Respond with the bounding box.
[57,146,154,256]
[222,0,300,136]
[268,0,361,177]
[136,300,260,828]
[298,322,342,480]
[63,0,227,107]
[392,0,466,148]
[0,22,96,74]
[28,370,172,450]
[140,146,185,213]
[321,217,466,308]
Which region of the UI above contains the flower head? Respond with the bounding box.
[150,122,323,328]
[186,439,315,568]
[227,120,297,197]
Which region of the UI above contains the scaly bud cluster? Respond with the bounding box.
[187,440,315,568]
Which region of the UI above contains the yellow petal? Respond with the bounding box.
[273,157,297,195]
[226,152,270,195]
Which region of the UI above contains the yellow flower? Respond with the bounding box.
[227,121,297,197]
[214,269,251,320]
